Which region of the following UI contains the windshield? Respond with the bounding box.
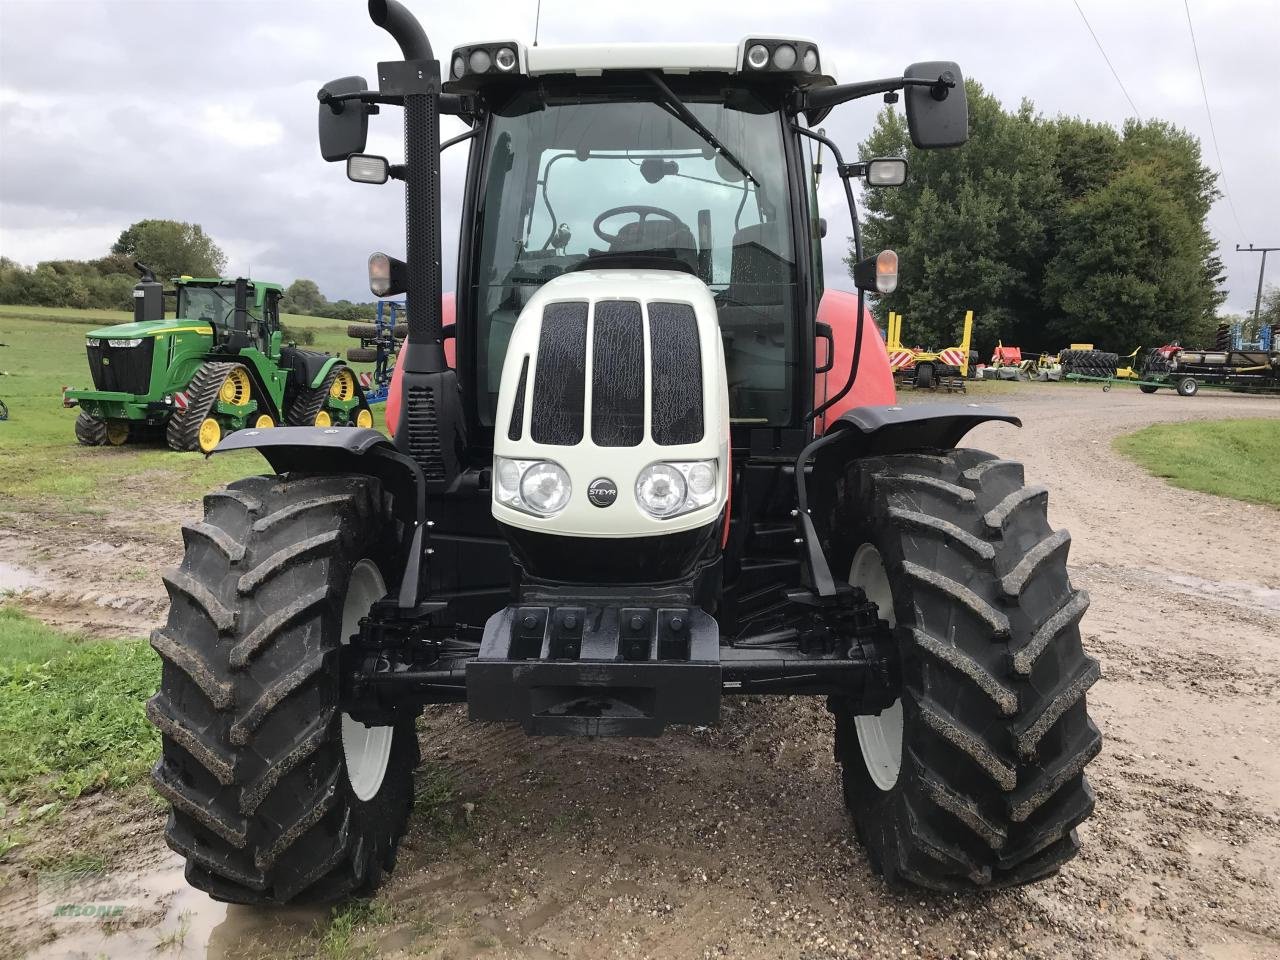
[472,91,799,426]
[177,286,237,325]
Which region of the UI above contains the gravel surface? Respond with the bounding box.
[2,384,1279,960]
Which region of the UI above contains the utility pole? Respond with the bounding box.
[1237,243,1279,326]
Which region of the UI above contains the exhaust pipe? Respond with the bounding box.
[367,0,466,487]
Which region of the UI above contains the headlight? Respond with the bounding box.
[802,48,819,73]
[452,55,465,78]
[494,457,571,516]
[746,44,769,69]
[772,44,797,70]
[107,338,142,348]
[469,49,492,74]
[636,460,718,519]
[495,46,517,71]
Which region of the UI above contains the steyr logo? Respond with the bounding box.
[587,477,617,508]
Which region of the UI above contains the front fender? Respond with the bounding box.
[212,426,427,608]
[824,402,1021,457]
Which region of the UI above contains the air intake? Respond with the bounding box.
[531,301,588,446]
[591,300,644,447]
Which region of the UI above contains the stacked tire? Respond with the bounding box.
[1059,350,1118,378]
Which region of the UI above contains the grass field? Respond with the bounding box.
[1115,418,1280,509]
[0,607,156,805]
[0,303,376,512]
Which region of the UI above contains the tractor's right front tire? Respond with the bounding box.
[149,474,418,904]
[827,449,1101,890]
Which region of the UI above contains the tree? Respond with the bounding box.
[1256,285,1280,334]
[111,219,227,279]
[858,81,1059,352]
[282,278,325,314]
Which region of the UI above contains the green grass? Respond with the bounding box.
[1114,419,1280,509]
[0,303,376,514]
[0,607,159,802]
[318,899,397,960]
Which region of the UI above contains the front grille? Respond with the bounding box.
[591,300,644,447]
[86,338,154,395]
[405,385,445,480]
[648,302,703,445]
[531,301,588,446]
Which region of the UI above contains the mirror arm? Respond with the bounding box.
[319,89,473,118]
[793,74,956,115]
[791,124,862,262]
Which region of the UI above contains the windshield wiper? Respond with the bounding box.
[642,70,756,186]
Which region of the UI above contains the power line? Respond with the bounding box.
[1070,0,1142,121]
[1183,0,1248,242]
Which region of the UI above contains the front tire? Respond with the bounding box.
[1176,376,1198,397]
[827,449,1100,890]
[148,474,417,904]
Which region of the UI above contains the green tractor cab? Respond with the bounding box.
[64,265,374,451]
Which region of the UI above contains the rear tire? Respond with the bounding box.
[1176,377,1198,397]
[915,363,935,390]
[149,474,417,904]
[826,449,1100,890]
[1139,384,1158,394]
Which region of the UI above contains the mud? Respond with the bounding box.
[1,384,1279,959]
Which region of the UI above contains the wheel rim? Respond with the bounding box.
[314,409,332,427]
[254,414,274,428]
[850,544,903,792]
[197,417,221,453]
[340,560,394,801]
[329,369,357,402]
[105,420,129,445]
[356,408,373,429]
[219,367,251,406]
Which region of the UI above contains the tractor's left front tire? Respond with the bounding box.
[75,412,128,446]
[149,474,418,904]
[825,448,1100,891]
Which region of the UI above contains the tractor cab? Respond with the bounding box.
[450,41,837,432]
[174,277,283,358]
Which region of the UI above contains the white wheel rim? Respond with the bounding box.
[850,544,903,792]
[340,559,394,801]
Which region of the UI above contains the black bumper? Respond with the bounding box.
[468,603,721,736]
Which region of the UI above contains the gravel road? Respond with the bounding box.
[3,384,1278,960]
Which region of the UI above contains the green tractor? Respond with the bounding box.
[64,264,374,452]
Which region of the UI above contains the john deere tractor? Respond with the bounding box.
[65,266,374,452]
[148,0,1099,904]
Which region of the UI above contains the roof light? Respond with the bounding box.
[802,48,819,73]
[772,44,797,70]
[468,48,491,73]
[452,55,465,78]
[347,153,389,184]
[746,44,769,69]
[495,46,517,71]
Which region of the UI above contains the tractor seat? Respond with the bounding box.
[607,217,699,275]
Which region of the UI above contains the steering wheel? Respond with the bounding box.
[593,205,688,244]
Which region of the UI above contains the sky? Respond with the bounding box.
[1,0,1277,315]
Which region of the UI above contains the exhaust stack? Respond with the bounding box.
[368,0,466,487]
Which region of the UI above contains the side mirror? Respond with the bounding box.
[853,250,898,294]
[903,62,967,149]
[864,158,907,187]
[347,154,390,184]
[318,76,370,162]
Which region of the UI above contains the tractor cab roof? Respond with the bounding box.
[172,276,285,293]
[443,37,837,94]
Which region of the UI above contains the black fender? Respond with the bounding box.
[822,401,1021,455]
[212,426,428,608]
[797,403,1021,598]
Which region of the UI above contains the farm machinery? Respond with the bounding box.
[345,299,419,405]
[884,309,973,388]
[1136,322,1280,396]
[64,266,374,451]
[148,0,1099,904]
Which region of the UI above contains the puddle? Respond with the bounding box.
[22,854,327,959]
[0,560,42,592]
[1163,572,1280,615]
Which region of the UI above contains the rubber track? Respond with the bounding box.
[166,361,239,451]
